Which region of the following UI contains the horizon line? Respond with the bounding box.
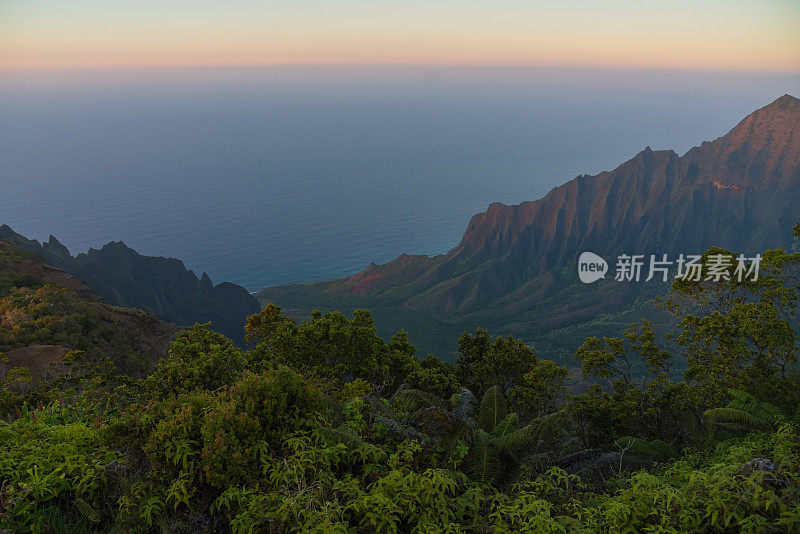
[2,61,799,76]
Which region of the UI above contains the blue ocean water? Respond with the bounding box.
[1,66,798,291]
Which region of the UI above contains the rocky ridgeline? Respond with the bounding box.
[0,227,259,343]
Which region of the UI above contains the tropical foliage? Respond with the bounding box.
[1,225,800,532]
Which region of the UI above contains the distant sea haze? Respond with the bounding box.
[1,66,798,291]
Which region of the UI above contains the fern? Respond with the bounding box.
[705,389,787,431]
[361,395,425,439]
[556,449,614,474]
[555,449,649,485]
[465,429,499,484]
[704,407,775,431]
[521,451,556,471]
[727,389,785,425]
[442,424,470,464]
[477,386,507,432]
[75,497,100,524]
[397,389,448,411]
[374,415,426,440]
[364,394,401,420]
[495,409,563,453]
[491,413,519,440]
[411,406,460,438]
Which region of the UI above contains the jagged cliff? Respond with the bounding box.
[259,95,800,358]
[0,240,175,376]
[0,228,260,343]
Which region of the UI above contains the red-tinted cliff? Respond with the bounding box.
[264,95,800,337]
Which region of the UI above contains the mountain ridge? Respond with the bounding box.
[0,239,175,376]
[0,226,259,343]
[259,94,800,359]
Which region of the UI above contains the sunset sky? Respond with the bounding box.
[1,0,799,71]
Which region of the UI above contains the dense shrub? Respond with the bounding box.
[2,226,800,532]
[146,323,246,396]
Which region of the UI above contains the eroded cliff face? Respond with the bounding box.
[0,228,259,343]
[308,95,800,330]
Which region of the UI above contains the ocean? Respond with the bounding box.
[1,66,798,291]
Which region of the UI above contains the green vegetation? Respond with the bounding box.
[1,228,800,532]
[253,284,466,361]
[0,242,174,381]
[0,245,45,297]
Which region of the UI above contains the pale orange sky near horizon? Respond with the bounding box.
[1,0,799,71]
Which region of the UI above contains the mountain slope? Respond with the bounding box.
[0,227,260,343]
[0,240,175,376]
[259,94,800,359]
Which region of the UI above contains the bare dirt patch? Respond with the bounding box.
[2,344,71,379]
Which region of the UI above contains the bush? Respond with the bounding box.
[147,323,246,396]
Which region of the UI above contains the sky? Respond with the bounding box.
[1,0,799,71]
